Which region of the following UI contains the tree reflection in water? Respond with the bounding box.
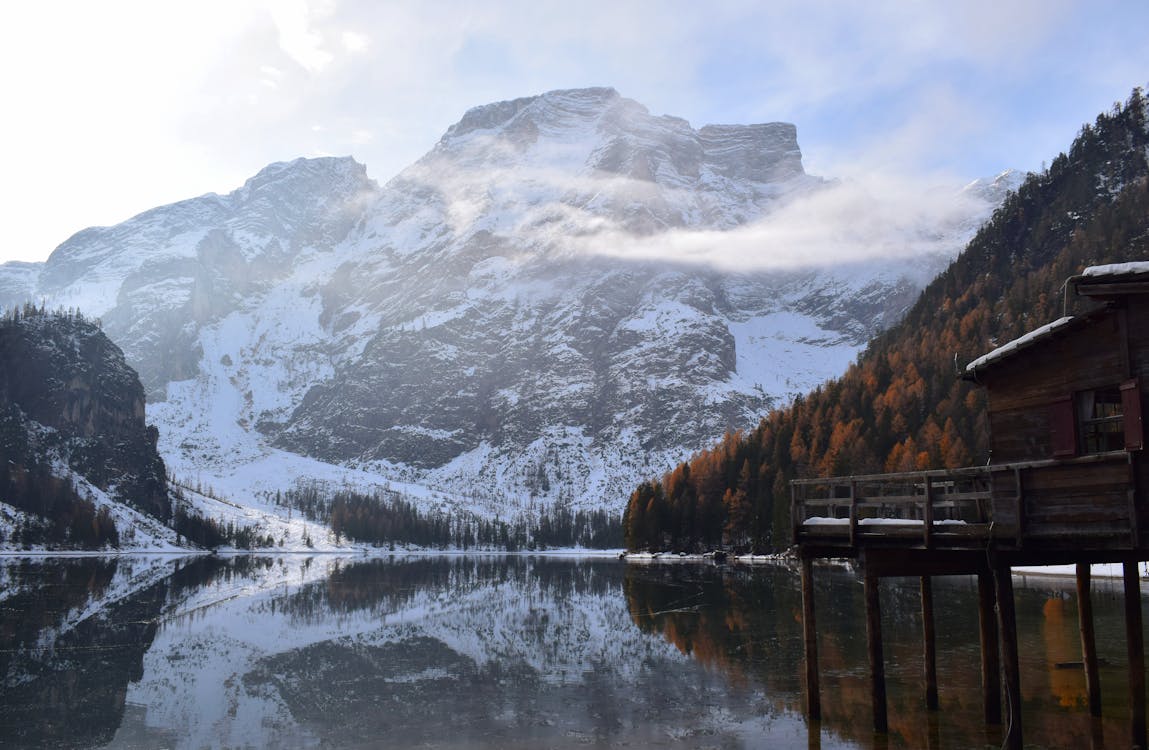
[0,555,256,748]
[1,556,1142,749]
[624,561,1139,749]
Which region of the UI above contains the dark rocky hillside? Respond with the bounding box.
[0,306,171,546]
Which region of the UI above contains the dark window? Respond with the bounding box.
[1077,387,1124,454]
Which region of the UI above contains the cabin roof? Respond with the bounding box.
[964,261,1149,377]
[1076,262,1149,298]
[1080,261,1149,279]
[964,316,1079,375]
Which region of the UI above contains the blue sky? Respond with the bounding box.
[2,0,1147,263]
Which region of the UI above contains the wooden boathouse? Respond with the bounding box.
[791,262,1149,749]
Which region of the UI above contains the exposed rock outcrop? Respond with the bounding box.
[0,307,170,538]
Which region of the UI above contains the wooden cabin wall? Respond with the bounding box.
[1022,459,1133,541]
[981,310,1123,463]
[988,458,1132,543]
[1123,295,1149,543]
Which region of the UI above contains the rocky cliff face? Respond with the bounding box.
[0,88,1016,519]
[0,308,170,529]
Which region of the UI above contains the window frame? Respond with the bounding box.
[1050,378,1144,458]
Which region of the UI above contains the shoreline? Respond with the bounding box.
[3,548,1147,581]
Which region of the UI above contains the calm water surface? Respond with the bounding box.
[0,554,1143,749]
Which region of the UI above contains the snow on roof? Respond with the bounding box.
[965,316,1076,373]
[963,262,1149,375]
[1081,261,1149,278]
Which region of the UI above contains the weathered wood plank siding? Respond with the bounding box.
[1021,459,1133,539]
[1125,296,1149,540]
[980,311,1124,462]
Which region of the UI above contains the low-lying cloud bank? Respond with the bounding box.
[578,174,998,272]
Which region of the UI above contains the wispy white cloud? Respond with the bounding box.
[1,0,1146,265]
[399,133,993,275]
[572,176,992,273]
[267,0,336,73]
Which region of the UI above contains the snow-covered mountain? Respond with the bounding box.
[0,87,1018,521]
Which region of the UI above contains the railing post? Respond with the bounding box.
[849,480,859,547]
[978,472,988,523]
[923,475,934,548]
[791,482,800,545]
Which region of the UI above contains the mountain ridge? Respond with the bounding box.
[0,88,1015,523]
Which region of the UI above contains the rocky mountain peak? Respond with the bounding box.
[961,169,1025,205]
[235,156,374,203]
[697,122,804,183]
[430,87,808,189]
[393,87,818,243]
[441,87,623,142]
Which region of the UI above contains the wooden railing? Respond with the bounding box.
[791,451,1134,550]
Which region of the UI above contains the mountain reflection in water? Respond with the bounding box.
[0,555,1142,748]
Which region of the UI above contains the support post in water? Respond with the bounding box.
[978,571,1001,725]
[921,575,938,710]
[1076,563,1102,717]
[994,565,1022,750]
[1124,560,1147,749]
[864,573,888,733]
[801,557,821,721]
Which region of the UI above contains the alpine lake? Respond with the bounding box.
[0,553,1144,749]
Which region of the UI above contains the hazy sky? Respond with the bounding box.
[2,0,1147,264]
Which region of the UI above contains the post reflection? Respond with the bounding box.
[624,563,1141,749]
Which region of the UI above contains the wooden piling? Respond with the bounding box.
[977,571,1002,725]
[801,557,821,721]
[1076,563,1102,717]
[921,575,939,710]
[865,573,888,733]
[1124,560,1146,749]
[994,566,1023,750]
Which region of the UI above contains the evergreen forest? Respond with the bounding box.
[278,485,623,550]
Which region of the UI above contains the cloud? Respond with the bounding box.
[2,0,1146,266]
[573,175,992,273]
[398,135,993,276]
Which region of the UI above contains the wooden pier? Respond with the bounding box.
[792,264,1149,749]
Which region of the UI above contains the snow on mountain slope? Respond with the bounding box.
[0,157,378,400]
[0,88,1016,525]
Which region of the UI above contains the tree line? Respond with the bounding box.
[276,484,622,550]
